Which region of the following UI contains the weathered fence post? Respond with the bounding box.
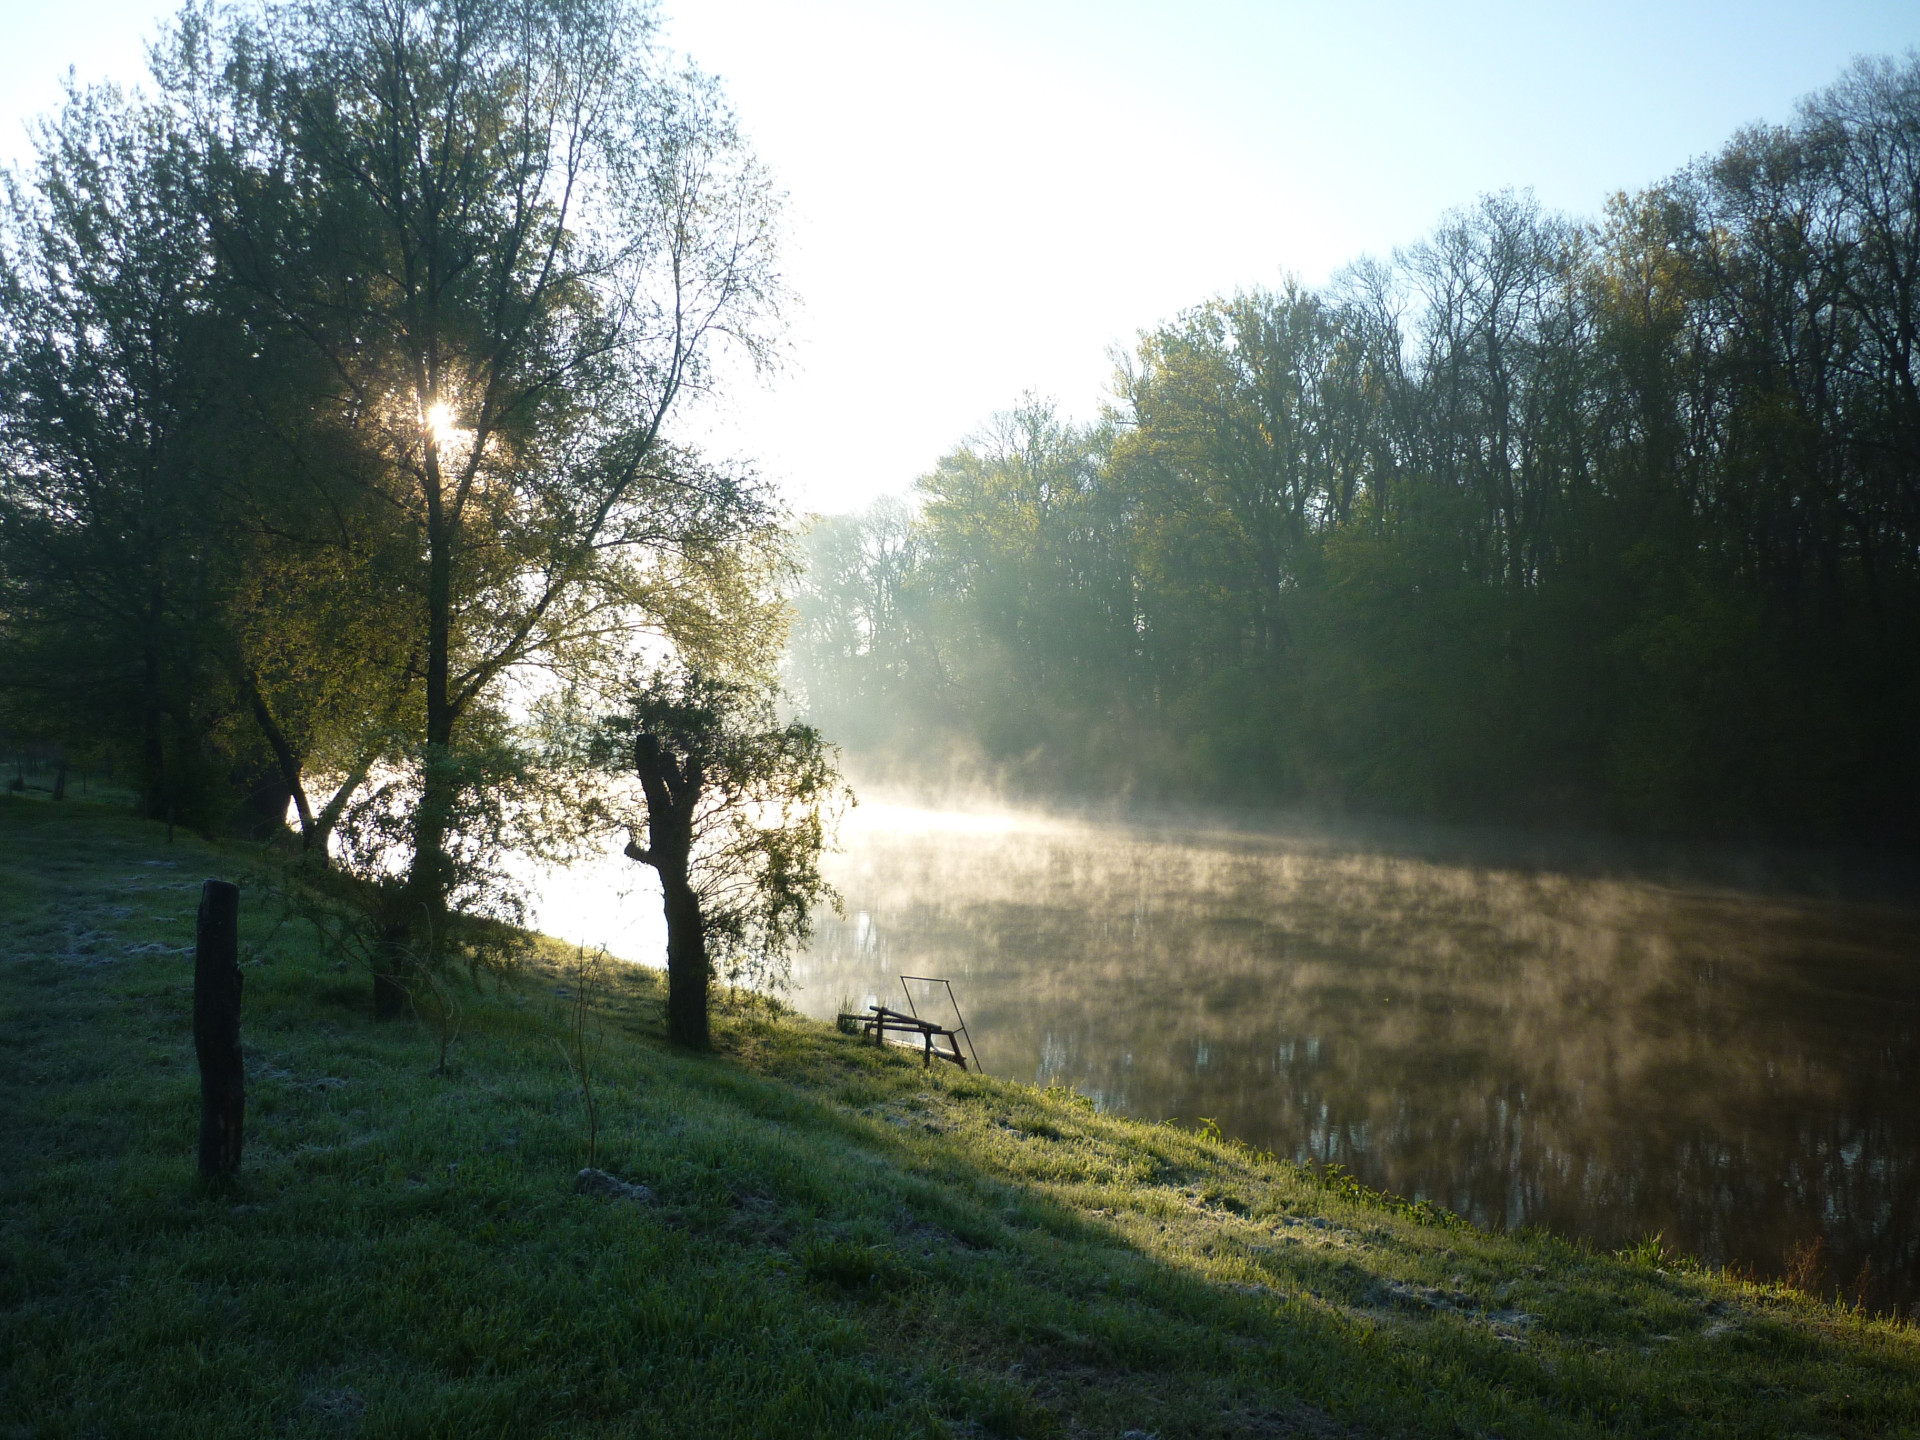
[194,879,244,1177]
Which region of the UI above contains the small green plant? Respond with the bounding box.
[1042,1083,1096,1113]
[1312,1163,1467,1231]
[408,965,463,1077]
[556,945,608,1167]
[926,1369,1063,1440]
[1784,1234,1830,1296]
[1616,1232,1670,1268]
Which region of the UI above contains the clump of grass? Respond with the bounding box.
[835,991,862,1034]
[1785,1233,1831,1295]
[1617,1232,1677,1269]
[801,1239,911,1294]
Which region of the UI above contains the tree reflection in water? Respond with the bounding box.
[792,803,1920,1314]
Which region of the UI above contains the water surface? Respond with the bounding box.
[788,803,1920,1313]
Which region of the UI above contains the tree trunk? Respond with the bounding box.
[628,731,710,1049]
[403,750,451,990]
[661,874,709,1049]
[399,514,454,1008]
[238,662,315,841]
[141,623,167,821]
[304,757,377,871]
[194,879,245,1176]
[400,456,456,1002]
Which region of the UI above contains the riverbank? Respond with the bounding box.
[3,798,1916,1438]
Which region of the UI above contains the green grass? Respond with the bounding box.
[2,796,1916,1438]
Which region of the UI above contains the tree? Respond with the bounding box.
[174,0,786,1007]
[1,67,430,853]
[0,83,241,828]
[604,669,845,1049]
[784,496,932,755]
[914,399,1136,780]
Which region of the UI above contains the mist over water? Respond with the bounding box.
[789,800,1920,1313]
[518,845,667,963]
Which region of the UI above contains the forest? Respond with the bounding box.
[790,55,1920,844]
[4,15,1917,938]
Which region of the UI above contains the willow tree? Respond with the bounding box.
[603,669,844,1049]
[175,0,785,1008]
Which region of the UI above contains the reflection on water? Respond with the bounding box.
[791,803,1920,1313]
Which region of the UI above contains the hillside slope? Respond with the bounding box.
[2,798,1915,1438]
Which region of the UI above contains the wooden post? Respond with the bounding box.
[194,880,244,1176]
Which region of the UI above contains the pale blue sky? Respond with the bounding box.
[4,0,1916,511]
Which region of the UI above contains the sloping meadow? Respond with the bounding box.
[2,798,1916,1438]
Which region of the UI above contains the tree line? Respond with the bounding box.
[0,0,842,1041]
[790,55,1920,844]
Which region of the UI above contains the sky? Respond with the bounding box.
[3,0,1917,516]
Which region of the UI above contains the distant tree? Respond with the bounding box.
[784,496,927,753]
[1111,282,1346,659]
[601,669,845,1049]
[914,399,1135,777]
[789,56,1920,840]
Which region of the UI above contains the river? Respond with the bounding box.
[792,801,1920,1315]
[530,799,1920,1315]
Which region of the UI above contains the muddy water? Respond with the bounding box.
[787,804,1920,1313]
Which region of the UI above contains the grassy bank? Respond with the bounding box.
[2,798,1916,1438]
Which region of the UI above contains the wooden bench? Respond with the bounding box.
[838,1003,970,1069]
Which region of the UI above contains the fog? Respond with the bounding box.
[758,796,1920,1314]
[519,791,1920,1311]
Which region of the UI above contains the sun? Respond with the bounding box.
[425,401,457,445]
